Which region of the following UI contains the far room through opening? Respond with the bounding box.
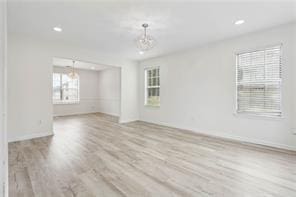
[52,57,121,128]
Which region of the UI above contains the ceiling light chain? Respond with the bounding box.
[143,23,148,37]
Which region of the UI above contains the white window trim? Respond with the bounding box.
[53,72,80,105]
[53,101,80,105]
[234,44,283,119]
[144,66,160,107]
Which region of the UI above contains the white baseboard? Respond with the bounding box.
[8,131,54,143]
[102,112,120,117]
[53,111,98,117]
[54,111,120,118]
[139,119,296,152]
[200,129,296,151]
[119,118,139,123]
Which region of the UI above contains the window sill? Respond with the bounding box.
[53,101,80,105]
[144,104,160,108]
[233,112,283,121]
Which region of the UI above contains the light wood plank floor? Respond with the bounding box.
[9,113,296,197]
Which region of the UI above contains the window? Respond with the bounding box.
[145,67,160,107]
[53,73,79,104]
[236,45,282,117]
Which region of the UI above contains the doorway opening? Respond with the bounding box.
[52,57,121,124]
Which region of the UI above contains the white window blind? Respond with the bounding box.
[236,45,282,117]
[145,67,160,106]
[53,73,80,104]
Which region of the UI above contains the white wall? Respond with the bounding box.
[293,25,296,133]
[120,62,139,123]
[0,1,7,196]
[53,66,120,117]
[139,23,296,150]
[7,34,138,142]
[97,68,121,116]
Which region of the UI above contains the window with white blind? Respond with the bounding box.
[53,73,79,104]
[236,45,282,117]
[145,67,160,107]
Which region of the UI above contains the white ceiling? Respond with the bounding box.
[53,57,112,71]
[8,0,296,61]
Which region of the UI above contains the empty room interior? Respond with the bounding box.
[0,0,296,196]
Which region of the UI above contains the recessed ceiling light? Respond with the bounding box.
[139,51,144,55]
[53,27,62,32]
[235,20,245,25]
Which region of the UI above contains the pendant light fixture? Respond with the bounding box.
[68,60,78,79]
[136,23,156,52]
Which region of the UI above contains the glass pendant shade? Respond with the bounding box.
[68,71,79,79]
[136,23,156,51]
[136,34,155,51]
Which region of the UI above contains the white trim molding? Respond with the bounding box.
[119,118,139,124]
[140,119,296,152]
[8,131,54,143]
